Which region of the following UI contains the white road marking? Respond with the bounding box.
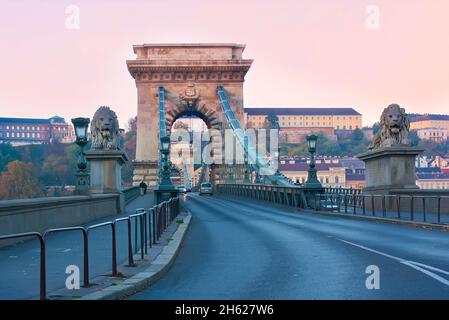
[61,248,72,253]
[337,238,449,287]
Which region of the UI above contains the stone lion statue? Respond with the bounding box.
[91,106,120,150]
[370,104,410,150]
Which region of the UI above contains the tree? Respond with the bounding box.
[0,143,21,171]
[122,116,138,185]
[0,161,44,200]
[372,122,380,135]
[353,128,364,144]
[263,114,280,129]
[408,130,420,146]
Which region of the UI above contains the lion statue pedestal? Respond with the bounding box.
[85,106,129,212]
[358,104,423,194]
[358,146,423,193]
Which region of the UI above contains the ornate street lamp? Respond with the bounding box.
[71,117,90,194]
[155,135,178,204]
[305,134,322,188]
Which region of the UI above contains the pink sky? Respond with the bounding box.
[1,0,448,128]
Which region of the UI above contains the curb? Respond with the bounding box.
[304,209,449,232]
[79,213,192,300]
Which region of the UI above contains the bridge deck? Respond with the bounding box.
[130,194,449,299]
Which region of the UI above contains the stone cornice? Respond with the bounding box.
[127,59,253,81]
[127,60,252,82]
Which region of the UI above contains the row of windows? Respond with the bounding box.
[0,125,70,132]
[421,131,446,136]
[1,125,48,131]
[1,132,45,139]
[251,115,359,121]
[418,181,449,189]
[252,121,359,130]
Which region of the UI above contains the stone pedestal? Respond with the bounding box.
[85,150,129,213]
[358,146,423,194]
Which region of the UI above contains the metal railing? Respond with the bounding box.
[324,186,363,196]
[315,193,449,225]
[217,184,308,208]
[0,196,180,300]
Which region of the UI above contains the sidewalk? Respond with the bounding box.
[0,193,154,300]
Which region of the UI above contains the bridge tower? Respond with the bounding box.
[127,43,253,187]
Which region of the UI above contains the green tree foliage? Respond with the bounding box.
[280,129,372,157]
[0,143,21,171]
[122,116,137,185]
[263,114,280,129]
[0,160,45,200]
[0,142,77,191]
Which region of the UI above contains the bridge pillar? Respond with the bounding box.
[127,43,253,189]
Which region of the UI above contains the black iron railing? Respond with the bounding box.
[315,193,449,225]
[0,196,180,300]
[217,184,308,208]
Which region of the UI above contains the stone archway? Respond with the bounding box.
[127,43,253,187]
[168,107,222,186]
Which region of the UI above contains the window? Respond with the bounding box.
[11,132,15,137]
[335,176,339,184]
[6,125,9,130]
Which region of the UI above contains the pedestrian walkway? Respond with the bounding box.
[0,193,154,300]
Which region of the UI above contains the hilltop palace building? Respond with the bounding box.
[0,116,75,146]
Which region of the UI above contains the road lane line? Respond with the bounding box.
[336,238,449,287]
[401,261,449,286]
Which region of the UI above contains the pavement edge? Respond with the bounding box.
[79,213,192,300]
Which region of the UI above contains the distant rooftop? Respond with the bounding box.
[417,173,449,180]
[409,113,449,122]
[0,116,66,125]
[244,108,362,116]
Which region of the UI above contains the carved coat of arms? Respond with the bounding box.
[179,82,200,108]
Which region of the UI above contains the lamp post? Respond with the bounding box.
[71,117,90,194]
[154,135,178,204]
[305,134,322,188]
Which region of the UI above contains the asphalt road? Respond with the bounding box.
[131,193,449,299]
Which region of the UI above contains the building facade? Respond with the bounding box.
[410,114,449,130]
[245,108,362,131]
[410,114,449,141]
[416,127,447,142]
[0,116,75,146]
[416,172,449,189]
[280,161,346,187]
